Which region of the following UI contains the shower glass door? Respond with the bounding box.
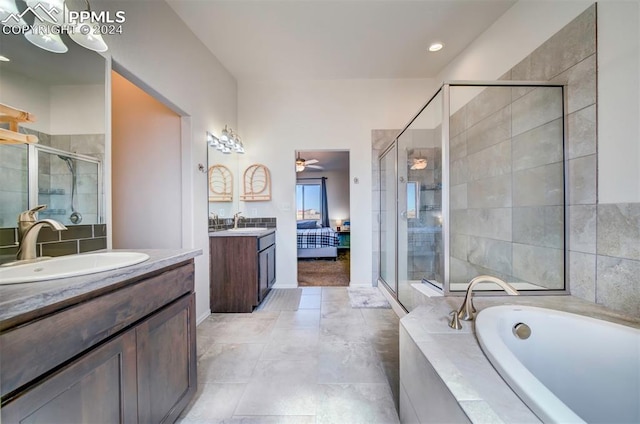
[397,91,443,310]
[379,144,397,293]
[36,146,101,225]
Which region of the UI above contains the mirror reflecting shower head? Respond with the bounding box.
[57,155,83,224]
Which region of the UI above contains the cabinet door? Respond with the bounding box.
[136,293,197,424]
[1,330,138,424]
[258,248,269,302]
[266,244,276,289]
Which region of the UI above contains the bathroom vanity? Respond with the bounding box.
[210,229,276,312]
[0,249,200,424]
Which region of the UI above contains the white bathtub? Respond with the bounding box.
[475,305,640,424]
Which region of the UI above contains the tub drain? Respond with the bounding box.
[513,322,531,340]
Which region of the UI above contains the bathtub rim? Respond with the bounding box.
[475,305,591,424]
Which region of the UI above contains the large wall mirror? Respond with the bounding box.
[0,29,106,245]
[207,144,239,220]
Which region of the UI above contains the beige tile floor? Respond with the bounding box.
[177,287,400,424]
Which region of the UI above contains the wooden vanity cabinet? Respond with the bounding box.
[210,231,276,312]
[0,260,197,424]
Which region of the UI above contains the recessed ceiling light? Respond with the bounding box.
[428,42,444,52]
[0,55,10,62]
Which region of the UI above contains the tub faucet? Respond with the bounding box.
[233,212,243,229]
[16,206,67,261]
[449,275,519,329]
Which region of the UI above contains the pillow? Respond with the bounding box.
[297,220,318,229]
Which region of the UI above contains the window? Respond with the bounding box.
[296,184,321,220]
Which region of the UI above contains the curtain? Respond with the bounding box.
[321,177,329,227]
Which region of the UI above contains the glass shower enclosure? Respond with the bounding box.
[379,81,567,312]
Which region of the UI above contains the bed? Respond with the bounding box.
[297,223,340,259]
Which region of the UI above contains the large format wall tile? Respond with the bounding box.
[465,87,512,128]
[569,204,597,254]
[596,256,640,317]
[513,206,564,249]
[569,251,596,303]
[597,203,640,260]
[528,4,596,81]
[566,105,596,160]
[467,174,512,209]
[513,162,564,207]
[467,140,511,182]
[513,243,564,289]
[466,208,512,242]
[466,105,511,156]
[512,87,563,137]
[512,118,563,172]
[552,54,597,115]
[467,237,512,276]
[568,154,597,205]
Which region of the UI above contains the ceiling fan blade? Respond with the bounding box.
[304,159,319,165]
[306,164,324,170]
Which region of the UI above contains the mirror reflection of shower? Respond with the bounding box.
[57,155,82,224]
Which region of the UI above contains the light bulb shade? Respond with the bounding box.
[235,139,245,153]
[0,0,26,26]
[68,23,108,52]
[24,26,68,53]
[296,164,305,172]
[25,0,65,24]
[207,132,219,147]
[221,146,231,154]
[220,126,229,143]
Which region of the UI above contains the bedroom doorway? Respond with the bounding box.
[295,150,350,286]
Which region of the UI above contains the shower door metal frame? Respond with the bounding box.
[27,144,103,224]
[378,80,570,309]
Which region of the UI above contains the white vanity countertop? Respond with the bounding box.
[401,295,640,423]
[0,248,201,326]
[209,228,276,237]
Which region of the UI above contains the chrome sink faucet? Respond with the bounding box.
[449,275,520,329]
[17,205,67,261]
[233,212,243,229]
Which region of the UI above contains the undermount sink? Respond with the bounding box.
[0,252,150,285]
[228,227,268,232]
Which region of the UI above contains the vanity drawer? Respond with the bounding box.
[258,233,276,251]
[1,261,194,398]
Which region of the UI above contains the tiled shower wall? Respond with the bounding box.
[372,4,640,317]
[449,85,565,289]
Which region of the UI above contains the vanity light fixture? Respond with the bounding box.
[428,42,444,52]
[410,158,428,170]
[24,25,69,53]
[208,127,245,154]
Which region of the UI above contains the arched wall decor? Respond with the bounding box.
[241,164,271,201]
[208,164,233,202]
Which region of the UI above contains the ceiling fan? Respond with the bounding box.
[295,153,324,172]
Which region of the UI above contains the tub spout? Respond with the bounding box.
[456,275,519,322]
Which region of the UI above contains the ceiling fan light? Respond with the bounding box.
[25,0,65,23]
[410,158,428,170]
[296,164,305,172]
[220,125,230,143]
[69,23,109,52]
[0,0,26,26]
[24,27,68,53]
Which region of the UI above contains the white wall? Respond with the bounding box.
[597,1,640,203]
[437,0,640,204]
[95,0,237,322]
[50,85,105,135]
[0,71,105,136]
[238,78,436,287]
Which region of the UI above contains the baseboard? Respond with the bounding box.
[273,282,299,289]
[348,282,373,288]
[196,310,211,326]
